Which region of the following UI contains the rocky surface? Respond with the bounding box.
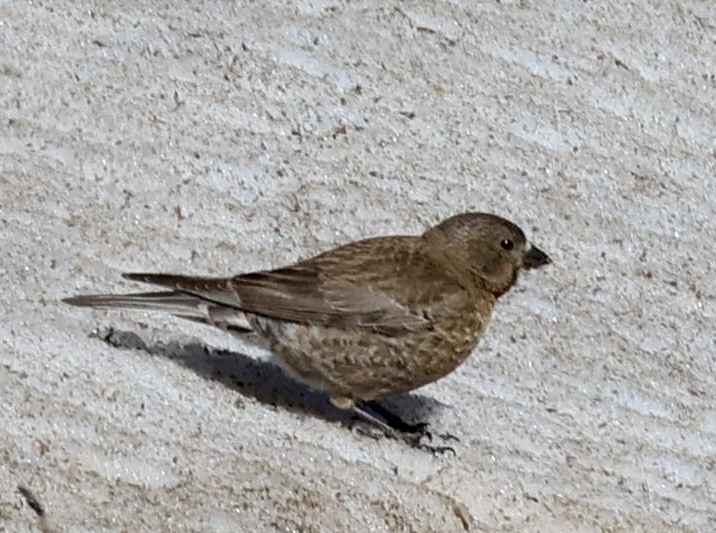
[1,1,714,531]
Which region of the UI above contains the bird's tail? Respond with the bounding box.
[63,291,208,314]
[62,291,253,333]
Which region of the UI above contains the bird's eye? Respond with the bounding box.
[500,239,514,251]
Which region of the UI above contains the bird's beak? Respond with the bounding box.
[523,244,552,269]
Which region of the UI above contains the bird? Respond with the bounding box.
[64,212,551,449]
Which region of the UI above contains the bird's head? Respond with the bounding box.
[423,212,551,297]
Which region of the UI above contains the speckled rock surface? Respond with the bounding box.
[1,1,714,531]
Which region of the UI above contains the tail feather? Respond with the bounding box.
[62,291,208,316]
[121,272,242,309]
[122,273,204,287]
[62,291,253,333]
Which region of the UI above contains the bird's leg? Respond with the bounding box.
[331,396,456,454]
[361,400,429,435]
[361,401,459,442]
[353,401,457,455]
[350,403,401,438]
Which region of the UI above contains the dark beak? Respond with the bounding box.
[523,244,552,269]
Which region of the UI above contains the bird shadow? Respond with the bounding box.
[93,328,445,433]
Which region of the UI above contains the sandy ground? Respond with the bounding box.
[2,1,715,531]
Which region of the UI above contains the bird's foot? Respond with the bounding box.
[351,401,459,454]
[349,419,456,455]
[399,430,457,455]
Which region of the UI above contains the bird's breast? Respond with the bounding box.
[245,296,494,401]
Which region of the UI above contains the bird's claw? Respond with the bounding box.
[403,433,456,455]
[400,427,457,455]
[350,418,457,454]
[350,421,385,440]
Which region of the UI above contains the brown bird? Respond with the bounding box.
[64,212,550,447]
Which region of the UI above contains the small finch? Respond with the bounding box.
[64,212,550,448]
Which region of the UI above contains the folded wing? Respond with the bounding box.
[124,237,463,337]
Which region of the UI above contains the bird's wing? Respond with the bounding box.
[124,237,466,337]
